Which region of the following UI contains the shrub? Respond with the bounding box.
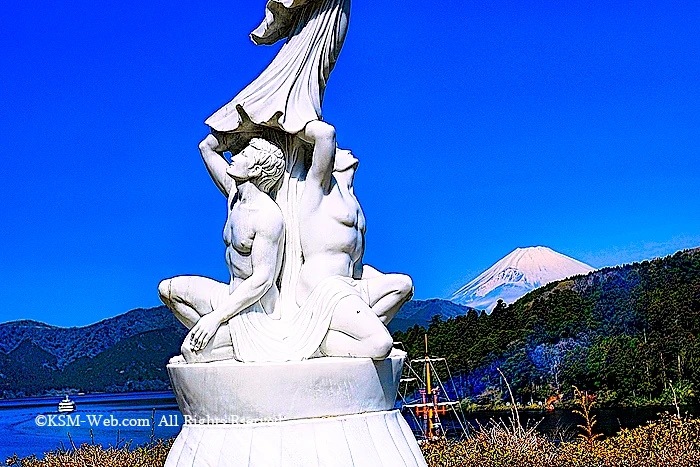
[4,439,173,467]
[421,413,700,467]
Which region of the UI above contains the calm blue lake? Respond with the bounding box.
[2,391,698,461]
[0,391,183,462]
[404,405,700,440]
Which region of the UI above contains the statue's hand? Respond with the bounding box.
[188,313,223,352]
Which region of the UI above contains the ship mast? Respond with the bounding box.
[400,334,467,441]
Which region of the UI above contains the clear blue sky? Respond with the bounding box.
[1,0,699,327]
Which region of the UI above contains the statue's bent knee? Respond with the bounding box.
[158,279,172,304]
[398,274,414,298]
[368,330,393,360]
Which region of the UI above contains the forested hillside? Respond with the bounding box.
[394,248,700,406]
[0,299,460,398]
[0,307,186,398]
[388,299,474,332]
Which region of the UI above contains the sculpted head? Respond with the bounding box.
[227,138,285,194]
[333,148,358,173]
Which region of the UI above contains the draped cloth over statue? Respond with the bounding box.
[205,0,350,135]
[227,275,364,362]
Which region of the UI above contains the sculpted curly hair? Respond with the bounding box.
[247,138,285,194]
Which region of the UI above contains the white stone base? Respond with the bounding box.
[167,351,405,422]
[165,410,426,467]
[165,351,427,466]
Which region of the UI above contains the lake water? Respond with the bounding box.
[404,405,700,440]
[0,392,183,462]
[2,391,698,461]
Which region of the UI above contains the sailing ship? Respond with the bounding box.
[397,335,468,441]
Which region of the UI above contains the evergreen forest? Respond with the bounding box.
[393,248,700,407]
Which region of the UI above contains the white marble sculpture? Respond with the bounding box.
[160,0,427,465]
[158,137,286,363]
[205,0,349,135]
[296,122,414,360]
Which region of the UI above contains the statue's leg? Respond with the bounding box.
[320,294,393,360]
[158,276,223,328]
[361,265,414,325]
[159,276,235,363]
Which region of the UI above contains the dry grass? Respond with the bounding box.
[5,415,700,467]
[4,439,172,467]
[422,413,700,467]
[571,386,603,445]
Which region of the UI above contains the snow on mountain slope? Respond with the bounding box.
[449,246,595,312]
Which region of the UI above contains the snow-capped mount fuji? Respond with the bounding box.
[449,246,595,313]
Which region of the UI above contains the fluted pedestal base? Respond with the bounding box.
[165,409,426,467]
[164,350,427,467]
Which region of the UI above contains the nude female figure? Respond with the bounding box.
[297,121,414,360]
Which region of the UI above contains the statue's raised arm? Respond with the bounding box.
[298,120,337,197]
[198,134,234,198]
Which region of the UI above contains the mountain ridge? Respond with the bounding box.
[0,299,461,397]
[449,246,595,312]
[0,306,184,369]
[388,299,475,332]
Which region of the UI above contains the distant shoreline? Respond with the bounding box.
[2,389,695,413]
[0,390,176,408]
